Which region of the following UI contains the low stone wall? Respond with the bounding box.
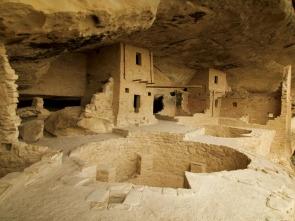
[0,142,48,177]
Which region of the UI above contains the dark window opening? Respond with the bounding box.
[136,53,142,65]
[134,95,140,113]
[125,88,129,93]
[153,96,164,114]
[17,99,33,108]
[215,100,218,108]
[233,102,237,107]
[183,88,187,91]
[214,76,218,84]
[44,98,81,111]
[148,92,151,96]
[4,143,12,151]
[170,92,175,96]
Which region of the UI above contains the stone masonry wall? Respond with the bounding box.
[267,65,292,158]
[0,44,21,143]
[83,78,114,124]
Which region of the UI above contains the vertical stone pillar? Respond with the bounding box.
[268,65,292,160]
[282,65,292,157]
[0,44,21,143]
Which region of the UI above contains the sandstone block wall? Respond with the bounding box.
[81,43,156,127]
[188,68,229,115]
[0,44,21,143]
[116,43,156,126]
[83,78,114,123]
[218,92,281,125]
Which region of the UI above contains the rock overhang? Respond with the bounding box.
[0,0,295,93]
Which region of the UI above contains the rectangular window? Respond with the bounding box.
[215,99,218,107]
[134,95,140,113]
[233,102,237,107]
[148,92,151,96]
[125,88,129,93]
[214,76,218,84]
[136,53,142,65]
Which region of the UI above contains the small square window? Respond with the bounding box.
[214,76,218,84]
[233,102,237,107]
[215,100,218,108]
[125,88,129,93]
[5,143,11,151]
[136,53,142,65]
[148,92,151,96]
[268,112,274,118]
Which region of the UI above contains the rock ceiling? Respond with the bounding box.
[1,0,295,93]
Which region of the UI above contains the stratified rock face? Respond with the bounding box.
[0,0,160,89]
[0,0,295,93]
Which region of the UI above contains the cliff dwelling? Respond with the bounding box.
[1,1,295,220]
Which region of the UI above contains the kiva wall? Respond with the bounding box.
[70,131,250,188]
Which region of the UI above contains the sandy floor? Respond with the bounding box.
[34,133,122,158]
[119,120,196,133]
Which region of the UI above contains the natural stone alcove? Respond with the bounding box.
[70,132,251,189]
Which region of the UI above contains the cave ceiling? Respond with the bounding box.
[1,0,295,93]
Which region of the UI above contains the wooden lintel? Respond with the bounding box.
[133,79,142,82]
[146,85,202,89]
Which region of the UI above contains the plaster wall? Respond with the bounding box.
[208,68,228,92]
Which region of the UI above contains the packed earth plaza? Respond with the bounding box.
[2,1,295,220]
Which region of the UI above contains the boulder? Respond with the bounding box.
[19,120,44,143]
[77,117,110,133]
[17,107,50,121]
[44,106,108,136]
